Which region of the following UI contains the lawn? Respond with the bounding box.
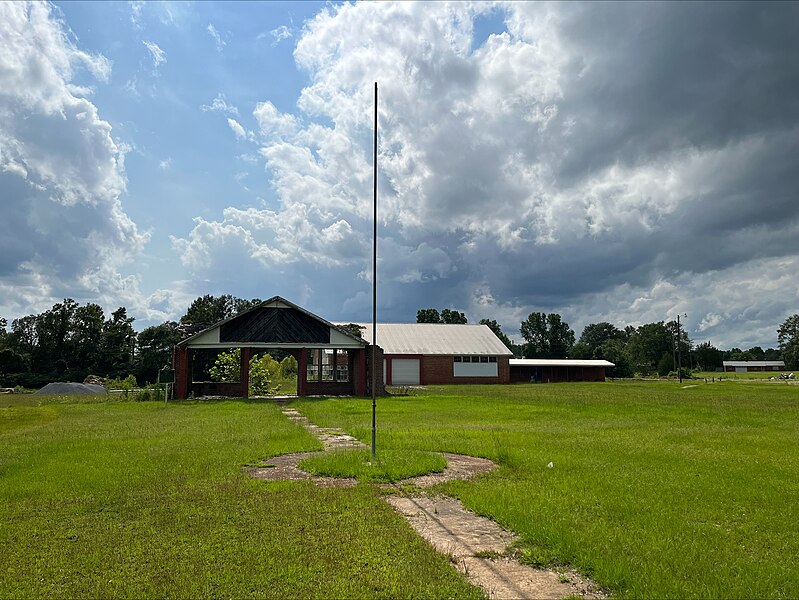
[296,381,799,599]
[0,395,480,598]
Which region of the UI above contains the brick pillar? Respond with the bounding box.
[174,346,190,400]
[355,347,366,396]
[297,348,307,396]
[240,347,252,398]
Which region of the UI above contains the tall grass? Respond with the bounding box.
[0,395,480,598]
[297,381,799,598]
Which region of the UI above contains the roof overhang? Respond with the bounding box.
[510,359,615,368]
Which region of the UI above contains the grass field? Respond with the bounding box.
[297,381,799,599]
[2,381,797,598]
[0,395,479,598]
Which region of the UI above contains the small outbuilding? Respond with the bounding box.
[722,360,785,372]
[509,359,614,383]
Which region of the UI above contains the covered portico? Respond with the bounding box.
[173,296,378,399]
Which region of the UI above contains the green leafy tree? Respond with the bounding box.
[340,323,365,339]
[71,303,106,375]
[626,322,674,375]
[416,308,441,323]
[100,307,136,378]
[600,339,633,378]
[0,317,7,348]
[579,322,626,354]
[520,312,574,358]
[136,322,182,383]
[181,294,262,326]
[209,349,278,395]
[570,341,593,359]
[694,342,723,371]
[479,319,513,350]
[778,314,799,369]
[658,352,674,377]
[279,355,298,378]
[441,309,467,324]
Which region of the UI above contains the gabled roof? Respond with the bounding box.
[178,296,367,348]
[343,323,513,356]
[510,359,615,368]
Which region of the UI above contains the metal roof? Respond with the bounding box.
[343,323,514,356]
[722,361,785,367]
[510,359,615,368]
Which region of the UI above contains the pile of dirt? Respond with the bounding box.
[34,382,107,395]
[83,375,105,385]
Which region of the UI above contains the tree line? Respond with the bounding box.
[417,307,799,376]
[0,295,263,388]
[1,297,796,388]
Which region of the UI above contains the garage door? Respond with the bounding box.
[391,359,420,385]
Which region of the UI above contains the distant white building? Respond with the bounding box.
[722,360,785,372]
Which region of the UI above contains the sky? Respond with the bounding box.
[1,1,798,349]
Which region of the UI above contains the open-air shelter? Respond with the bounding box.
[173,296,381,399]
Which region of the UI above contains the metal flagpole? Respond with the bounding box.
[371,81,378,461]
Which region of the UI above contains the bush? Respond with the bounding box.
[658,352,674,377]
[280,356,298,378]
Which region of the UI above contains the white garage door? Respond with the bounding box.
[391,359,420,385]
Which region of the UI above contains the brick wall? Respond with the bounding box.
[415,355,510,385]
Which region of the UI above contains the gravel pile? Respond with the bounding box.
[34,382,107,395]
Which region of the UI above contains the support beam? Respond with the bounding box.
[297,348,307,396]
[173,346,191,400]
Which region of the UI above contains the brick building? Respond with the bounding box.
[350,323,513,385]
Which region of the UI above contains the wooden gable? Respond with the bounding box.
[219,306,330,344]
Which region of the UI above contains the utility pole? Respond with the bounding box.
[677,313,686,383]
[371,81,378,461]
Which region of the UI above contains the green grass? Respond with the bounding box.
[299,448,447,482]
[0,395,480,598]
[692,370,794,380]
[295,381,799,598]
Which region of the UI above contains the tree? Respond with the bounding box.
[136,322,182,384]
[100,307,136,378]
[0,317,7,348]
[520,312,574,358]
[694,342,723,371]
[778,314,799,369]
[209,349,277,395]
[579,322,626,354]
[600,339,633,378]
[657,352,674,377]
[441,309,467,324]
[71,303,106,375]
[416,308,441,323]
[479,319,513,350]
[181,294,262,326]
[340,323,365,339]
[625,322,673,375]
[569,341,593,359]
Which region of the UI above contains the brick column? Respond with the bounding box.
[355,347,367,396]
[297,348,307,396]
[240,347,252,398]
[173,346,190,400]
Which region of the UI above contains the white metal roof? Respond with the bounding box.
[722,361,785,367]
[510,358,615,368]
[342,323,514,356]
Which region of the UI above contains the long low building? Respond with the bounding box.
[509,359,614,383]
[352,323,513,385]
[722,360,785,372]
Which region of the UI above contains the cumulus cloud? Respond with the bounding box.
[171,1,799,346]
[0,1,149,320]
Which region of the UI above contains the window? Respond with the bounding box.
[489,356,497,363]
[454,356,462,362]
[480,356,489,363]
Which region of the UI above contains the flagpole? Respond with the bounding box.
[371,81,378,461]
